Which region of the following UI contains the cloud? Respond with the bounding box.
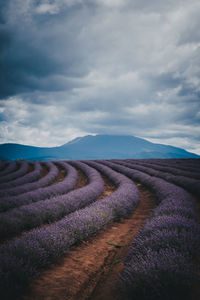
[0,97,90,146]
[0,0,200,154]
[35,3,60,15]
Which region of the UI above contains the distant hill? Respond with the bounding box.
[0,135,199,161]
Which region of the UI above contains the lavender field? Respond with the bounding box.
[0,158,200,300]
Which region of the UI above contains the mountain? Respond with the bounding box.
[0,135,199,161]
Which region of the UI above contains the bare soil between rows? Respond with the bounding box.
[39,164,49,178]
[23,183,156,300]
[21,168,200,300]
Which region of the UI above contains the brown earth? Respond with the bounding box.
[98,174,115,199]
[40,164,49,178]
[28,163,34,173]
[20,168,200,300]
[74,169,88,189]
[73,168,115,196]
[23,184,156,300]
[51,166,66,185]
[50,166,88,188]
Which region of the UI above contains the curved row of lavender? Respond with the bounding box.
[0,161,29,186]
[0,160,7,172]
[126,159,200,180]
[0,161,58,203]
[0,161,18,177]
[159,158,200,168]
[0,160,7,171]
[0,162,42,192]
[3,161,78,213]
[133,158,200,174]
[0,161,104,241]
[84,160,131,186]
[114,160,200,197]
[98,161,200,300]
[0,162,75,212]
[124,159,200,179]
[0,162,139,299]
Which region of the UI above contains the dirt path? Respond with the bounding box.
[52,167,88,189]
[51,165,66,185]
[23,184,156,300]
[74,169,88,189]
[99,174,115,199]
[28,163,34,173]
[40,164,49,178]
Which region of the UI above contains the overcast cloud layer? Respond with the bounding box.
[0,0,200,154]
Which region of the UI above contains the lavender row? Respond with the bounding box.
[164,158,200,168]
[0,161,58,200]
[96,161,199,299]
[124,159,200,180]
[143,158,200,171]
[125,159,200,179]
[114,160,200,197]
[0,160,7,171]
[0,162,59,212]
[0,161,103,241]
[116,164,200,299]
[0,162,42,192]
[0,161,29,186]
[99,160,199,218]
[0,162,75,212]
[153,158,200,175]
[0,161,8,172]
[158,159,200,173]
[84,160,134,186]
[0,161,18,177]
[125,158,200,176]
[0,162,139,299]
[135,158,200,173]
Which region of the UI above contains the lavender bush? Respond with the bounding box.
[0,161,18,177]
[0,161,58,202]
[0,161,104,240]
[0,161,139,299]
[114,160,200,196]
[136,159,200,175]
[0,158,199,299]
[0,162,42,192]
[155,158,200,170]
[0,160,7,171]
[104,161,200,300]
[119,249,195,300]
[0,162,65,212]
[0,161,29,186]
[123,159,200,179]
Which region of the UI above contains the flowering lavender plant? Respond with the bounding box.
[0,161,104,240]
[0,161,18,177]
[0,162,78,212]
[0,160,139,299]
[0,162,42,192]
[106,160,200,300]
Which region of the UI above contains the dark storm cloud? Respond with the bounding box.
[0,0,93,98]
[0,0,7,24]
[0,0,200,153]
[1,0,199,99]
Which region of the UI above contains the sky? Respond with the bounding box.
[0,0,200,154]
